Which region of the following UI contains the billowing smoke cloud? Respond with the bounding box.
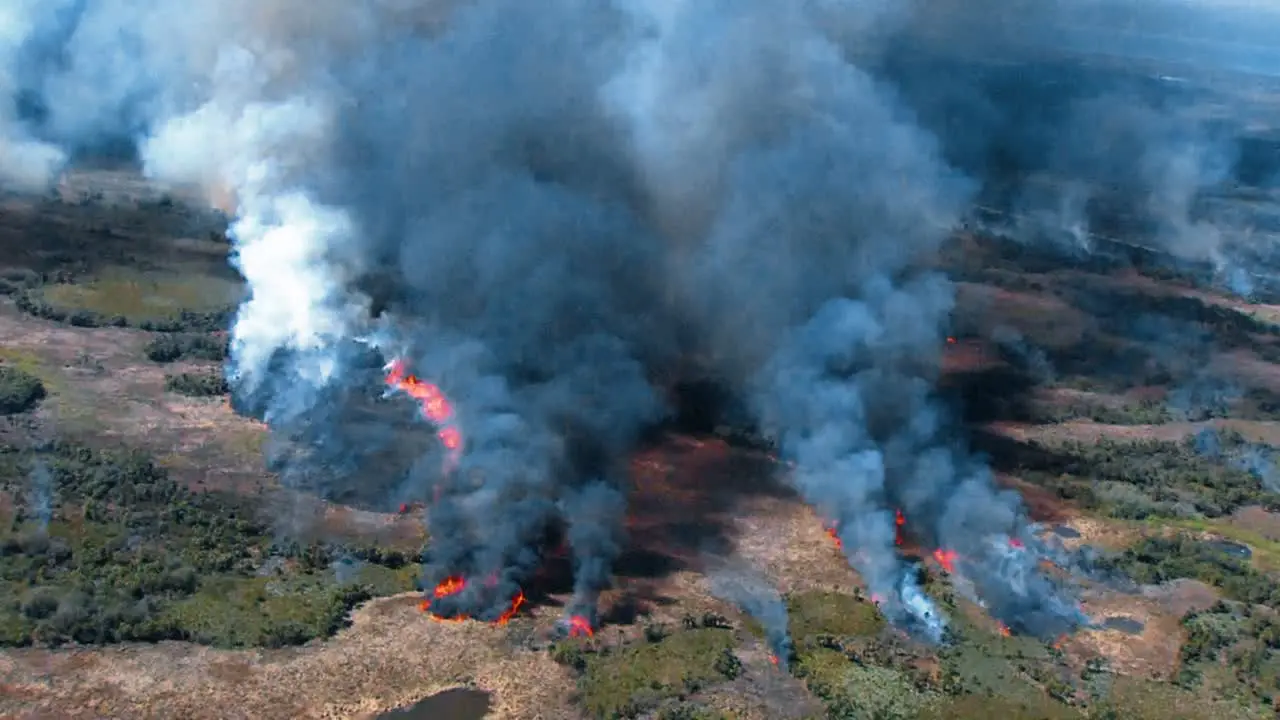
[0,1,67,190]
[20,0,1275,636]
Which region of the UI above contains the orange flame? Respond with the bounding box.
[566,615,594,638]
[434,576,466,598]
[997,621,1011,637]
[1053,634,1068,651]
[385,358,464,457]
[894,508,906,546]
[1009,537,1024,549]
[933,548,958,574]
[824,524,842,550]
[494,590,526,625]
[769,654,779,666]
[946,336,957,344]
[418,576,525,626]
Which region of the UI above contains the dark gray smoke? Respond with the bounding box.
[24,0,1280,635]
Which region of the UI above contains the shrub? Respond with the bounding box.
[0,366,46,414]
[145,333,228,363]
[1097,535,1280,606]
[0,441,412,649]
[164,371,229,397]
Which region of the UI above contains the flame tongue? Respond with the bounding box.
[385,358,465,459]
[419,576,526,625]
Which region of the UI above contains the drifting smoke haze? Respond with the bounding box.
[706,559,792,668]
[27,459,52,533]
[8,0,1280,637]
[885,0,1280,295]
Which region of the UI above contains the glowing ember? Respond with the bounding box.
[769,654,779,666]
[1053,634,1068,651]
[946,336,957,344]
[566,615,594,638]
[385,358,465,459]
[997,621,1011,637]
[932,548,958,574]
[1008,537,1024,549]
[419,576,525,626]
[894,508,906,546]
[438,426,463,451]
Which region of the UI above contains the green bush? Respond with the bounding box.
[1019,435,1280,520]
[0,365,46,414]
[573,627,738,719]
[0,441,414,649]
[1097,535,1280,606]
[144,333,228,363]
[164,371,229,397]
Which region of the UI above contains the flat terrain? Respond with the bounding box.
[1,170,1279,718]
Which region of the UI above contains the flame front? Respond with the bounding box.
[894,508,905,546]
[419,576,526,626]
[997,621,1011,637]
[385,358,465,461]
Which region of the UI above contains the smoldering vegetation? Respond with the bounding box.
[4,0,1280,640]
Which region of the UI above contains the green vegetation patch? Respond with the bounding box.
[1178,601,1280,704]
[1021,436,1280,521]
[165,370,230,398]
[0,442,416,648]
[0,365,45,414]
[1028,397,1171,426]
[797,649,939,719]
[1089,675,1269,720]
[787,590,886,641]
[144,333,228,363]
[1097,534,1280,606]
[34,266,239,324]
[14,266,235,332]
[552,626,739,719]
[160,575,372,648]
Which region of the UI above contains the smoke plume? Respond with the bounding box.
[12,0,1280,637]
[706,558,792,668]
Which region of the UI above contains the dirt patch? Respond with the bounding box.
[988,417,1280,447]
[0,303,271,493]
[1231,506,1280,541]
[1074,589,1185,680]
[1141,579,1220,619]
